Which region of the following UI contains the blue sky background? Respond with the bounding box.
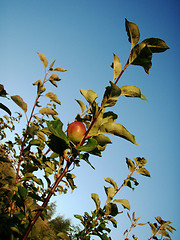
[0,0,179,239]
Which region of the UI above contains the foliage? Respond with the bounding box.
[0,19,175,240]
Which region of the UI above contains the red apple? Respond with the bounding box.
[67,121,86,144]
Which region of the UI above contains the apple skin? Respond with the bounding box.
[67,121,86,144]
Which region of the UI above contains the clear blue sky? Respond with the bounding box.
[0,0,179,239]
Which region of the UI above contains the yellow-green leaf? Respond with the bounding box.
[45,92,61,104]
[11,95,27,113]
[54,67,67,72]
[37,52,48,68]
[113,53,122,81]
[39,107,58,115]
[113,199,130,210]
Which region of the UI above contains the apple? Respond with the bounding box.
[67,121,86,144]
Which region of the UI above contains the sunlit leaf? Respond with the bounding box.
[39,107,58,115]
[11,95,27,112]
[120,85,146,100]
[136,167,150,177]
[75,99,86,114]
[100,121,139,145]
[54,67,67,72]
[113,199,130,210]
[91,193,101,211]
[125,18,140,48]
[37,52,48,68]
[104,178,118,191]
[126,158,136,173]
[80,89,98,104]
[45,92,61,104]
[112,53,122,81]
[104,187,115,203]
[49,59,56,70]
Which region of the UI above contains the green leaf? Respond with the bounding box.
[120,85,146,100]
[113,199,130,210]
[136,167,150,177]
[104,187,115,203]
[46,120,70,149]
[54,67,67,72]
[104,178,117,191]
[39,107,58,115]
[80,89,98,104]
[94,134,112,146]
[112,53,122,81]
[0,103,11,115]
[134,157,147,167]
[142,38,170,53]
[79,153,95,169]
[125,18,140,48]
[100,121,139,145]
[76,138,97,153]
[18,185,27,198]
[129,42,152,74]
[91,193,101,211]
[11,95,27,112]
[37,52,48,68]
[104,203,118,216]
[75,99,86,114]
[101,82,121,107]
[57,232,69,240]
[126,158,136,172]
[45,92,61,104]
[29,139,41,146]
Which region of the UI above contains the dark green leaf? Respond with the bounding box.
[0,103,11,115]
[76,138,98,152]
[18,185,27,198]
[0,84,8,97]
[79,153,95,169]
[101,82,121,107]
[142,38,169,53]
[129,42,152,74]
[104,203,118,217]
[125,18,140,48]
